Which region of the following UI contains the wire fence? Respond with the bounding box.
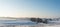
[0,25,45,27]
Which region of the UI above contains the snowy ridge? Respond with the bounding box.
[0,17,60,25]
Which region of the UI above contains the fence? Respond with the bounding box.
[0,24,45,27]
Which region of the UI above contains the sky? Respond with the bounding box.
[0,0,60,18]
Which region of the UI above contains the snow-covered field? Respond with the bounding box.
[0,17,60,27]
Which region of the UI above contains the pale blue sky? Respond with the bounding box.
[0,0,60,18]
